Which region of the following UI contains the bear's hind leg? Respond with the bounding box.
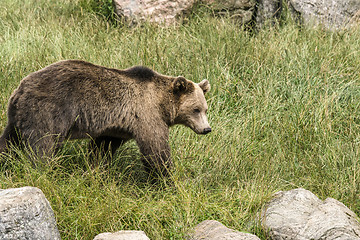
[0,124,20,154]
[27,133,63,159]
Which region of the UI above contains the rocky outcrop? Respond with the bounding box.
[0,186,61,240]
[112,0,196,25]
[261,188,360,240]
[288,0,360,30]
[189,220,261,240]
[112,0,360,31]
[93,230,150,240]
[113,0,257,25]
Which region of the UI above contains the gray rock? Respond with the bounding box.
[112,0,360,29]
[288,0,360,31]
[0,186,61,240]
[261,188,360,240]
[189,220,261,240]
[112,0,196,25]
[255,0,282,28]
[93,230,150,240]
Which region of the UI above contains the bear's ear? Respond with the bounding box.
[198,79,210,94]
[173,77,191,94]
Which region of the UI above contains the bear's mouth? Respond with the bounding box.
[201,128,212,135]
[191,126,212,135]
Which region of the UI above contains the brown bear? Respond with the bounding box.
[0,60,211,176]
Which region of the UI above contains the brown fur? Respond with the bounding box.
[0,60,211,176]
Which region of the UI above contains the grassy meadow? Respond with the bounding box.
[1,0,360,239]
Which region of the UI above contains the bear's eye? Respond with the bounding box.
[194,108,200,113]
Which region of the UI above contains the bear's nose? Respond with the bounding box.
[203,128,212,134]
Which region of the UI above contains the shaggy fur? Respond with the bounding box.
[0,60,211,176]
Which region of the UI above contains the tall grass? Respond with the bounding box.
[1,0,360,239]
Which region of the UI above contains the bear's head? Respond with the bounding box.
[173,77,211,135]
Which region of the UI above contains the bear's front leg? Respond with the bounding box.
[134,127,173,178]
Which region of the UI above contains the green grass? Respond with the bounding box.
[1,0,360,239]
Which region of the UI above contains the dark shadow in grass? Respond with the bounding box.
[55,140,174,188]
[0,138,174,190]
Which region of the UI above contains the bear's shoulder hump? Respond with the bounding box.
[124,66,156,81]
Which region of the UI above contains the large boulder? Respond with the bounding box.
[0,186,61,240]
[112,0,197,25]
[111,0,360,30]
[261,188,360,240]
[93,230,150,240]
[113,0,257,26]
[288,0,360,30]
[189,220,261,240]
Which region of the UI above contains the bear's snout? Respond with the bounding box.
[202,128,212,135]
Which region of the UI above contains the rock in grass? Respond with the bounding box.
[113,0,196,25]
[113,0,257,26]
[189,220,261,240]
[0,186,61,240]
[93,230,150,240]
[288,0,360,31]
[261,188,360,240]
